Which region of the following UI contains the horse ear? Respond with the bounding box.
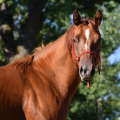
[94,9,102,26]
[73,10,81,26]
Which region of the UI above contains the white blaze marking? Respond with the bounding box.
[85,29,90,51]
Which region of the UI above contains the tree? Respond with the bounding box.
[0,0,120,119]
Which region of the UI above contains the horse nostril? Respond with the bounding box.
[91,66,95,76]
[84,69,87,74]
[80,66,87,75]
[80,66,83,74]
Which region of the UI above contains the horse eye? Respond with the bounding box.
[73,38,77,43]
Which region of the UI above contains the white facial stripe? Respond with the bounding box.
[85,29,90,51]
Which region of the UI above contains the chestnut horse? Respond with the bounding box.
[0,10,102,120]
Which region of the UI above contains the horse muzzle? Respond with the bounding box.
[79,65,95,83]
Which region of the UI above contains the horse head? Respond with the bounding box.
[72,10,102,85]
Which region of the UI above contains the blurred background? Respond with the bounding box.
[0,0,120,119]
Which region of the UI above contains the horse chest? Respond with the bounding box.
[22,81,70,120]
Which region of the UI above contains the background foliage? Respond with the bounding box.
[0,0,120,119]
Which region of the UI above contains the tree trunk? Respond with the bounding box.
[19,0,47,52]
[97,98,103,120]
[0,1,17,64]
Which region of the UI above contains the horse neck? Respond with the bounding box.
[33,28,80,102]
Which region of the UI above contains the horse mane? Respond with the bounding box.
[13,42,53,73]
[33,42,53,55]
[13,55,34,73]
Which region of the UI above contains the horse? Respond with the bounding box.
[0,9,102,120]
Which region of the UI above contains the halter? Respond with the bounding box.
[71,41,101,89]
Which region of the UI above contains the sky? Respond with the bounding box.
[108,46,120,65]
